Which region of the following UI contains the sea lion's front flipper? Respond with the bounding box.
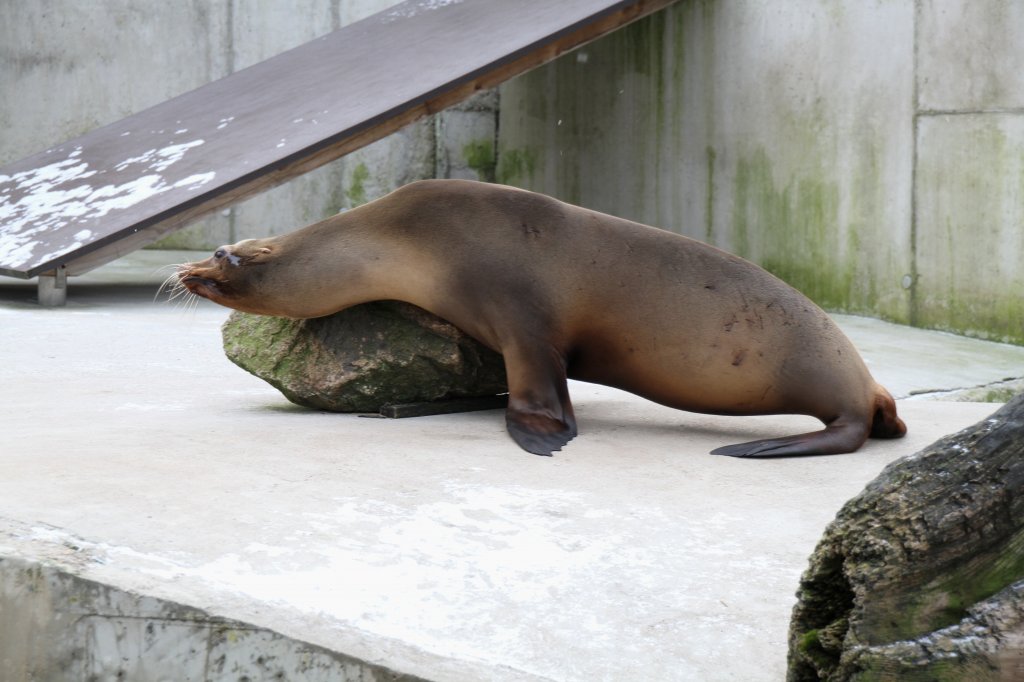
[506,411,577,456]
[503,344,577,456]
[711,419,870,458]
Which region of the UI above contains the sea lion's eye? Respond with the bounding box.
[214,249,227,259]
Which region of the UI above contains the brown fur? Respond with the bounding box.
[179,179,906,456]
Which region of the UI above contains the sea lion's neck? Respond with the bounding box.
[270,205,445,319]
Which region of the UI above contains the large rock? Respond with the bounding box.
[788,393,1024,681]
[222,301,507,413]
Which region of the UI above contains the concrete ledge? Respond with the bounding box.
[0,546,419,682]
[1,254,1020,680]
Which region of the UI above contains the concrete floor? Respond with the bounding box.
[1,251,1022,681]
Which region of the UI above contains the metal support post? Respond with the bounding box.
[38,266,68,306]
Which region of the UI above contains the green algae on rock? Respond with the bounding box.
[221,301,507,413]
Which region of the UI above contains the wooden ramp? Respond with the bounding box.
[0,0,674,302]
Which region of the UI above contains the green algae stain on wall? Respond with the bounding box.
[705,145,717,243]
[346,162,370,207]
[932,294,1024,346]
[462,139,496,182]
[496,147,538,186]
[732,148,859,312]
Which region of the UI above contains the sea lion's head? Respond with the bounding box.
[174,210,385,319]
[177,238,285,316]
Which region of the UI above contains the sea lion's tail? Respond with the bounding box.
[869,383,907,439]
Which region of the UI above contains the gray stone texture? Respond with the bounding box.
[917,0,1024,111]
[914,114,1024,343]
[221,301,507,413]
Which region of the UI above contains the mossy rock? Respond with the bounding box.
[788,394,1024,681]
[222,301,507,413]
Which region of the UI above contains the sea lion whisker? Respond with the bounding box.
[155,271,185,302]
[164,283,199,313]
[170,291,192,308]
[162,283,195,306]
[168,278,191,297]
[151,263,180,276]
[174,290,200,317]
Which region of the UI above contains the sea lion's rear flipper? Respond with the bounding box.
[710,419,870,458]
[503,344,577,456]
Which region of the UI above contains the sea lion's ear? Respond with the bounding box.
[259,247,272,255]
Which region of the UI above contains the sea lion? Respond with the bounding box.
[177,179,906,457]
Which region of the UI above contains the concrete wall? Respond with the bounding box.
[0,0,497,249]
[914,0,1024,344]
[3,1,1021,343]
[498,0,1024,344]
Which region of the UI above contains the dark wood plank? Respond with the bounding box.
[0,0,675,279]
[378,394,509,418]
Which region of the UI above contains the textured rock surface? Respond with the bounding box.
[788,394,1024,681]
[222,301,507,412]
